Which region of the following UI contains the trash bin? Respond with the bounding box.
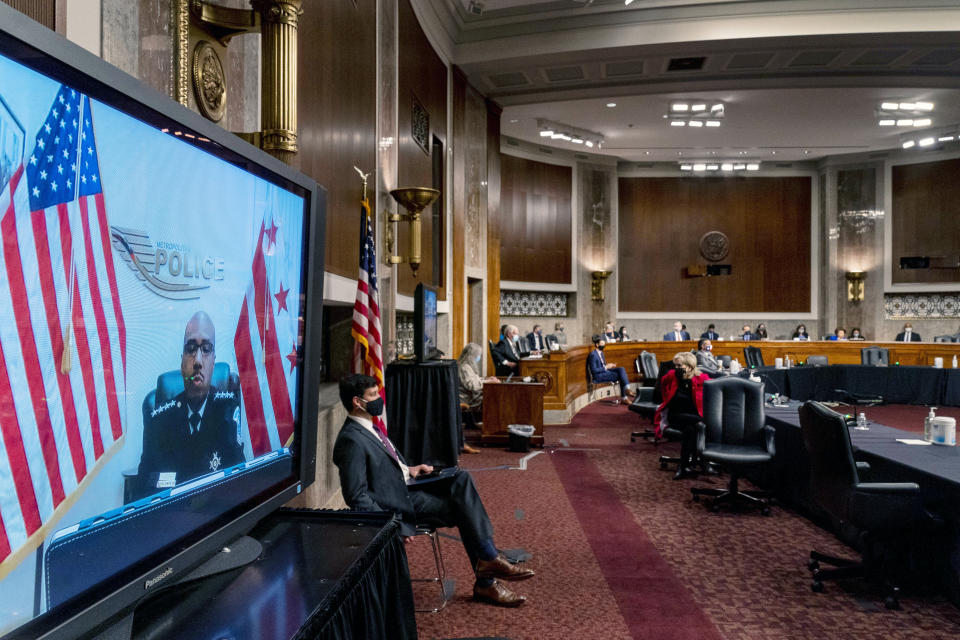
[507,424,535,453]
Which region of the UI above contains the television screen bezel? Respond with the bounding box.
[414,282,440,363]
[0,5,325,639]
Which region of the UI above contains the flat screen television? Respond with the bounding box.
[0,5,325,639]
[414,282,440,362]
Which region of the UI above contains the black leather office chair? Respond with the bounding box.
[743,345,764,369]
[806,355,829,366]
[933,335,956,343]
[717,354,732,370]
[861,346,890,366]
[799,401,924,609]
[629,352,663,441]
[690,377,773,514]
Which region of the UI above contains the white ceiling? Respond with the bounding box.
[435,1,960,163]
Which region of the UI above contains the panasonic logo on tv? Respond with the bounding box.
[144,567,174,589]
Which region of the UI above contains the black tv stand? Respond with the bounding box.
[94,536,263,640]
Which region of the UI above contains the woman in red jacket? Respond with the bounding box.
[654,352,710,480]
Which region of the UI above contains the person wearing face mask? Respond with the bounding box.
[694,338,722,377]
[754,323,768,340]
[333,374,535,607]
[457,343,499,453]
[526,324,549,353]
[586,335,635,403]
[792,324,810,340]
[603,322,619,343]
[550,321,567,347]
[493,324,528,376]
[655,352,710,480]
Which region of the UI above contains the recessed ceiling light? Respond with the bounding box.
[509,119,518,123]
[584,140,594,147]
[721,163,733,171]
[670,121,686,127]
[693,163,707,171]
[678,151,683,156]
[918,137,936,147]
[706,164,719,171]
[539,130,552,137]
[902,140,916,148]
[645,151,651,155]
[705,120,721,127]
[606,102,617,108]
[915,102,934,111]
[688,120,703,127]
[691,104,706,112]
[938,135,955,142]
[803,150,810,154]
[898,102,916,110]
[913,118,932,127]
[896,119,914,126]
[771,150,776,155]
[878,119,896,126]
[746,163,760,170]
[671,103,689,112]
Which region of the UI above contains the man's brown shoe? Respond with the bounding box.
[473,580,526,607]
[461,444,481,454]
[475,554,535,581]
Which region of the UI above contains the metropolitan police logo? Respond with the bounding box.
[209,451,221,471]
[110,226,225,300]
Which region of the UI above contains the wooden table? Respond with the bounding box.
[481,381,544,447]
[518,340,960,422]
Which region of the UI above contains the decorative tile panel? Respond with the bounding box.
[884,294,960,318]
[500,291,568,317]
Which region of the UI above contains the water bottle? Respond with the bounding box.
[925,407,937,442]
[856,412,869,430]
[953,354,958,369]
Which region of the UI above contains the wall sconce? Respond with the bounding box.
[388,187,440,275]
[846,270,866,302]
[591,270,612,301]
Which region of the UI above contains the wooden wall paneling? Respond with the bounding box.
[499,154,572,283]
[486,100,502,372]
[451,66,467,355]
[892,157,960,284]
[397,0,446,296]
[2,0,55,29]
[296,0,377,279]
[618,176,810,313]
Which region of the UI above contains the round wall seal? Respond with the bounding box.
[192,41,226,123]
[699,231,730,262]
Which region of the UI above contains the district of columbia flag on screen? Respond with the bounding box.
[234,211,299,459]
[0,85,127,578]
[350,195,386,435]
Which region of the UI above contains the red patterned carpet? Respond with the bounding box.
[410,402,960,640]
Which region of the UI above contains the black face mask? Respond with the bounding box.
[363,397,384,417]
[596,344,605,351]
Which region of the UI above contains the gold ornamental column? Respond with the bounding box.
[250,0,302,163]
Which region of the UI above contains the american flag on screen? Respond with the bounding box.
[233,216,299,457]
[350,196,386,435]
[0,86,127,578]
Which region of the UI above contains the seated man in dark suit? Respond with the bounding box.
[493,324,526,376]
[138,311,245,488]
[700,324,720,340]
[587,335,635,402]
[895,322,922,342]
[333,375,535,607]
[740,324,756,341]
[694,338,722,376]
[663,321,691,341]
[526,324,549,353]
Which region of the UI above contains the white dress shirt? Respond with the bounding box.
[352,414,410,482]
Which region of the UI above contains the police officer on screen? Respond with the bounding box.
[138,311,245,489]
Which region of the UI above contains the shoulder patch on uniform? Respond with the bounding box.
[151,399,177,418]
[214,390,235,400]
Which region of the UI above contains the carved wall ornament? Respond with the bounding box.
[412,97,430,155]
[699,230,730,262]
[191,41,226,122]
[532,371,554,393]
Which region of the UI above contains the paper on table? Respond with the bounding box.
[896,438,933,446]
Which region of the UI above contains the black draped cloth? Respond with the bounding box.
[386,359,461,467]
[750,365,960,406]
[129,511,416,640]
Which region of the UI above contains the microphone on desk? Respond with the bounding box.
[506,372,514,383]
[752,372,785,405]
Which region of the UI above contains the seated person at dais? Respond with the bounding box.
[655,352,710,480]
[139,311,245,487]
[849,327,865,341]
[618,325,631,342]
[741,324,756,341]
[754,322,769,340]
[700,324,720,340]
[603,321,619,343]
[664,321,691,341]
[493,324,527,377]
[333,375,536,607]
[694,338,722,376]
[896,322,921,342]
[457,342,498,454]
[587,334,635,403]
[551,321,568,346]
[526,324,550,353]
[792,324,810,340]
[827,327,846,341]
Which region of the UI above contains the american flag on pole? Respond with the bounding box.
[350,196,386,434]
[233,211,300,458]
[0,86,127,578]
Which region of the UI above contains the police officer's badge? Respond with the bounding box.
[209,451,221,471]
